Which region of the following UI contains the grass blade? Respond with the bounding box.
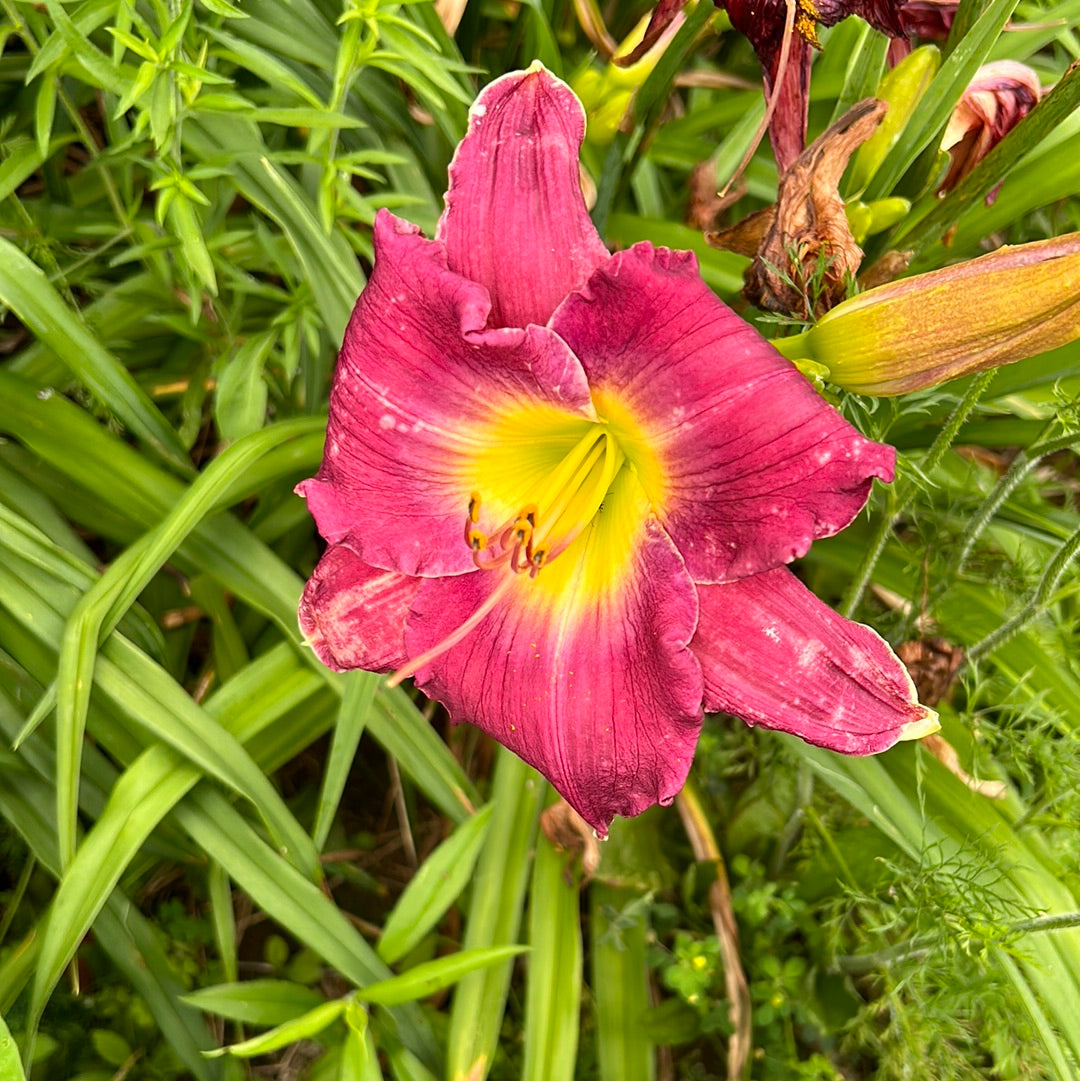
[0,239,191,470]
[378,804,494,966]
[313,671,379,852]
[522,826,583,1081]
[590,882,655,1081]
[445,748,545,1081]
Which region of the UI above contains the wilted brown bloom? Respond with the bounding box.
[940,60,1042,202]
[895,638,964,707]
[540,801,601,879]
[709,99,886,318]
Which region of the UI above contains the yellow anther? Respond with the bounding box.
[468,491,482,524]
[468,528,487,551]
[795,0,821,47]
[512,515,534,543]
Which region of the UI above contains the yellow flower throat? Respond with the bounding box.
[465,425,626,577]
[385,395,663,688]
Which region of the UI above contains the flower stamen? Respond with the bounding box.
[464,426,625,576]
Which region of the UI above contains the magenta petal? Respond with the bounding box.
[693,567,938,752]
[299,543,420,673]
[404,522,704,836]
[300,209,594,578]
[551,243,895,583]
[437,64,611,329]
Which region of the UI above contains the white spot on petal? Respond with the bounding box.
[378,414,395,430]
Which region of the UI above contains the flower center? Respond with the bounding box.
[386,397,662,689]
[385,423,630,689]
[465,424,626,578]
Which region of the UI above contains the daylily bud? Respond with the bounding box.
[940,60,1042,201]
[572,10,685,147]
[845,197,911,243]
[848,45,940,193]
[777,234,1080,395]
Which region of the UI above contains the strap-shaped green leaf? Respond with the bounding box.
[0,240,191,470]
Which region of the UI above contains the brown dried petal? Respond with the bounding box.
[706,205,775,258]
[895,637,964,706]
[741,98,886,317]
[540,800,602,880]
[434,0,467,35]
[858,249,914,291]
[923,734,1009,799]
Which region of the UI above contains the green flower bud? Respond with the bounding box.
[777,234,1080,395]
[845,197,911,243]
[572,11,684,148]
[848,46,940,194]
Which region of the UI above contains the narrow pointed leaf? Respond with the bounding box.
[0,241,191,470]
[377,803,494,964]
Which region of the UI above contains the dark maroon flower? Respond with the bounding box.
[629,0,958,169]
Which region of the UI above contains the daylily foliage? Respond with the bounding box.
[297,64,937,835]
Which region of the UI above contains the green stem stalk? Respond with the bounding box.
[842,370,998,617]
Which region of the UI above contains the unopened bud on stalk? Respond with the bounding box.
[776,233,1080,395]
[572,9,685,147]
[848,45,940,193]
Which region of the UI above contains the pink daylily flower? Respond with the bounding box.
[297,63,937,836]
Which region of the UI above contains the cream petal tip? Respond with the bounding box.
[898,707,941,743]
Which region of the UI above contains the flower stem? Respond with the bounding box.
[833,910,1080,974]
[925,370,999,475]
[966,521,1080,663]
[842,370,998,618]
[952,428,1080,577]
[675,779,751,1081]
[841,484,895,618]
